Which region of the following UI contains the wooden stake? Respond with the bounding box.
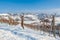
[52,15,56,37]
[21,13,24,29]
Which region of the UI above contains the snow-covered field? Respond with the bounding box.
[0,23,60,40]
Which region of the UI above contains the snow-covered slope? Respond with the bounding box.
[24,14,39,24]
[24,15,39,21]
[0,14,60,40]
[0,30,25,40]
[55,17,60,25]
[0,23,60,40]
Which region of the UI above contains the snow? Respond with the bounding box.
[0,13,9,15]
[0,23,60,40]
[0,30,25,40]
[24,21,39,24]
[24,15,39,22]
[0,14,60,40]
[46,17,60,25]
[55,17,60,24]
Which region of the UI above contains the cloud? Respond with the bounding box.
[35,8,60,14]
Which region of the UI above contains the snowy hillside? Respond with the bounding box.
[0,14,39,24]
[0,14,60,40]
[24,15,39,21]
[24,14,39,24]
[0,30,25,40]
[0,23,60,40]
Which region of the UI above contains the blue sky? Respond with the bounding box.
[0,0,60,12]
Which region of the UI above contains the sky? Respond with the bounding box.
[0,0,60,12]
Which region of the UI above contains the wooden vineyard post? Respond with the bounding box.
[52,15,56,37]
[42,20,45,34]
[21,13,24,29]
